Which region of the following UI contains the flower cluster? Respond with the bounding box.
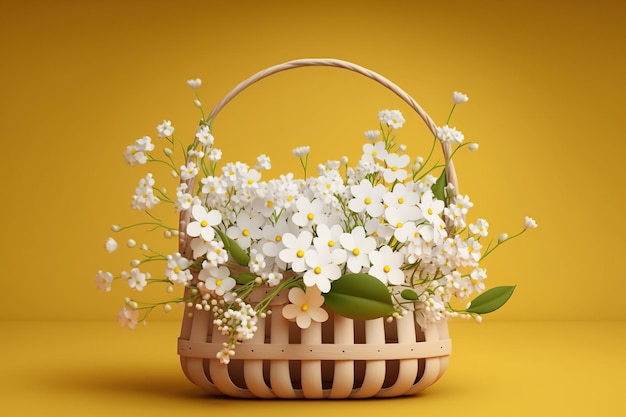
[97,84,537,364]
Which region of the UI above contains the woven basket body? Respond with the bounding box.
[178,289,451,399]
[177,58,456,398]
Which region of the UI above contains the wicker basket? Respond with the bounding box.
[177,59,455,399]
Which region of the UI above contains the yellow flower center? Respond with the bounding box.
[173,266,181,274]
[314,266,322,274]
[428,208,433,215]
[297,250,305,258]
[247,179,254,185]
[372,151,377,156]
[328,240,335,247]
[391,166,398,172]
[216,248,221,254]
[372,231,379,237]
[396,222,403,228]
[216,279,222,286]
[200,220,208,227]
[383,265,391,273]
[287,195,294,202]
[267,200,274,207]
[307,213,315,221]
[242,229,250,237]
[326,183,331,189]
[301,304,309,312]
[471,278,479,285]
[275,235,282,242]
[398,197,404,204]
[352,248,360,256]
[364,197,371,205]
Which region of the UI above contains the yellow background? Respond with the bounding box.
[1,0,625,415]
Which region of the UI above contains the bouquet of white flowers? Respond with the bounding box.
[97,59,536,398]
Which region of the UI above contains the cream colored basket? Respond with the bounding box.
[177,59,455,399]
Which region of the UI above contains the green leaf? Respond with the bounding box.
[323,273,395,320]
[466,286,516,314]
[235,273,256,285]
[400,289,419,301]
[213,227,250,266]
[431,169,447,202]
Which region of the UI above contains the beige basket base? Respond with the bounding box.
[178,305,451,399]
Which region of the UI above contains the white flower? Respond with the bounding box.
[255,154,271,170]
[436,125,464,145]
[226,212,264,249]
[279,230,313,273]
[186,204,222,242]
[180,161,199,180]
[364,130,380,141]
[95,270,113,292]
[292,197,328,228]
[157,120,174,138]
[313,223,344,251]
[453,91,469,104]
[131,173,159,210]
[195,125,214,146]
[340,226,376,273]
[127,267,149,291]
[348,179,387,217]
[165,253,193,285]
[303,246,343,293]
[208,148,222,162]
[187,78,202,89]
[382,153,410,183]
[378,109,405,129]
[105,237,118,253]
[361,141,388,164]
[524,216,538,229]
[282,287,328,329]
[175,183,200,212]
[292,146,310,157]
[123,136,154,166]
[469,218,490,237]
[117,306,140,329]
[199,264,235,296]
[368,246,405,285]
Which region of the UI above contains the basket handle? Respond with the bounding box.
[180,58,459,257]
[207,58,457,189]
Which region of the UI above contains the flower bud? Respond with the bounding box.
[131,259,141,267]
[163,148,173,156]
[468,143,479,152]
[127,239,136,248]
[498,233,509,243]
[111,224,121,232]
[194,99,202,108]
[105,237,118,253]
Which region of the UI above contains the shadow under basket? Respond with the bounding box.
[178,297,451,399]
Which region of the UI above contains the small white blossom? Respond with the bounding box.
[436,125,464,145]
[95,270,113,292]
[187,78,202,89]
[117,306,139,329]
[127,267,149,291]
[255,154,271,170]
[524,216,538,229]
[453,91,469,104]
[195,125,214,147]
[292,146,310,157]
[378,109,405,129]
[364,130,380,141]
[165,253,193,285]
[156,120,174,138]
